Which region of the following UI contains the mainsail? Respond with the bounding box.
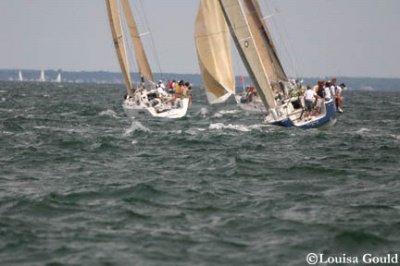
[195,0,235,104]
[120,0,153,83]
[244,0,288,82]
[218,0,276,109]
[106,0,133,96]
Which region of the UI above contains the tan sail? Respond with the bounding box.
[242,0,279,84]
[219,0,276,109]
[120,0,154,83]
[195,0,235,104]
[245,0,287,81]
[106,0,133,96]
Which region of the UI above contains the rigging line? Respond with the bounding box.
[137,0,163,79]
[262,0,300,78]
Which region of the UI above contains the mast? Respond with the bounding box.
[195,0,235,104]
[120,0,154,83]
[105,0,133,96]
[218,0,276,110]
[245,0,287,81]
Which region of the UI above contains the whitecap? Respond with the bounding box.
[390,134,400,140]
[170,130,182,134]
[209,123,251,132]
[1,97,5,102]
[196,107,209,118]
[356,128,370,134]
[123,121,150,136]
[213,109,240,118]
[185,127,206,135]
[99,109,119,119]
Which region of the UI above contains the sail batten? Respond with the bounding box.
[195,0,235,104]
[106,0,133,96]
[120,0,153,83]
[219,0,276,109]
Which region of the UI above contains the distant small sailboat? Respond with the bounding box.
[106,0,190,119]
[18,70,24,82]
[55,72,62,83]
[38,70,46,82]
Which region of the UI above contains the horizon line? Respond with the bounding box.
[1,68,400,80]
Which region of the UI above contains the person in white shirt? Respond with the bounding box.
[336,83,345,113]
[158,80,166,90]
[303,85,318,119]
[156,84,168,99]
[324,81,332,101]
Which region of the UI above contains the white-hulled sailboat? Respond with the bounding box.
[105,0,190,119]
[198,0,336,129]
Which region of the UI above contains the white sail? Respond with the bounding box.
[219,0,276,110]
[18,70,23,82]
[195,0,235,104]
[55,72,62,83]
[39,70,46,82]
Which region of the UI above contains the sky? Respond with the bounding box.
[0,0,399,78]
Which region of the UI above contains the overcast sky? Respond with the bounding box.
[0,0,399,78]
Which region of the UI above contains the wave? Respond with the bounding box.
[195,107,209,118]
[209,123,251,132]
[99,109,119,119]
[213,109,241,118]
[208,122,266,132]
[123,121,151,136]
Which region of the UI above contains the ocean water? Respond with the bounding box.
[1,81,399,266]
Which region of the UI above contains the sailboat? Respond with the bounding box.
[105,0,190,119]
[198,0,336,128]
[55,72,62,83]
[18,70,24,82]
[38,70,46,82]
[195,0,265,113]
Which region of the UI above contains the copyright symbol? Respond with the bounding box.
[306,253,318,265]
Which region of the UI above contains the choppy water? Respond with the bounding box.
[1,81,400,266]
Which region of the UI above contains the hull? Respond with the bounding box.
[123,97,189,119]
[234,94,266,113]
[266,100,337,129]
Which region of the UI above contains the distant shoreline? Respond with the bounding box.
[1,69,399,91]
